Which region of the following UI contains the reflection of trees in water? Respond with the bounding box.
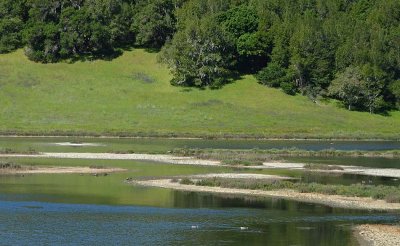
[170,191,355,246]
[171,190,336,213]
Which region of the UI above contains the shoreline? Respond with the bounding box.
[261,163,400,179]
[0,152,221,166]
[2,152,400,178]
[0,134,398,141]
[354,224,400,246]
[132,179,400,211]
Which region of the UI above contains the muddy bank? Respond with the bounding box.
[354,224,400,246]
[132,179,400,211]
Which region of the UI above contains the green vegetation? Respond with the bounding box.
[1,0,399,114]
[187,178,400,203]
[0,147,37,154]
[221,159,264,166]
[1,49,400,139]
[0,0,180,61]
[303,164,344,171]
[179,178,194,185]
[171,148,400,161]
[0,162,21,170]
[161,0,400,112]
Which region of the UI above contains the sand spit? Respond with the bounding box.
[0,152,221,166]
[52,142,105,147]
[354,224,400,246]
[261,162,400,179]
[1,152,400,178]
[133,179,400,211]
[0,166,126,175]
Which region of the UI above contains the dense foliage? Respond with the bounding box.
[1,0,399,112]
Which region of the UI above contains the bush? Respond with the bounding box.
[281,82,297,95]
[256,63,286,87]
[385,194,400,203]
[304,164,344,171]
[180,178,194,185]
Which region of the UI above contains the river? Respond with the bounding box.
[0,137,399,245]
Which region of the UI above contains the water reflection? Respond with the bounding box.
[1,137,399,153]
[1,195,398,246]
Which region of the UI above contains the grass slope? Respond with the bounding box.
[0,49,399,139]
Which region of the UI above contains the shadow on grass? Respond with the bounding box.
[66,49,124,63]
[63,44,162,64]
[64,43,141,63]
[143,47,161,53]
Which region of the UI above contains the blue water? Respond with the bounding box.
[0,198,399,245]
[1,137,400,152]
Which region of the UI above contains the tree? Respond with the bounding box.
[24,22,60,62]
[0,0,28,53]
[390,80,400,109]
[132,0,177,48]
[23,0,136,62]
[328,66,365,111]
[257,62,286,87]
[289,11,334,93]
[218,4,259,39]
[0,18,23,53]
[361,64,386,114]
[160,16,235,87]
[236,31,271,71]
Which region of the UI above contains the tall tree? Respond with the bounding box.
[160,16,235,87]
[132,0,178,48]
[328,66,365,111]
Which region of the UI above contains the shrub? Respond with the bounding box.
[180,178,194,185]
[385,194,400,203]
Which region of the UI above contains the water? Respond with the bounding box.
[1,137,399,153]
[0,138,399,245]
[1,195,398,245]
[281,156,400,186]
[289,156,400,169]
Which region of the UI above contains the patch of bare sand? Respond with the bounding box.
[52,142,105,147]
[133,179,400,211]
[260,162,400,179]
[2,152,400,179]
[0,153,221,166]
[354,224,400,246]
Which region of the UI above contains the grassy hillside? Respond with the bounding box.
[0,49,399,139]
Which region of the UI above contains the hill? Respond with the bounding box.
[0,49,399,139]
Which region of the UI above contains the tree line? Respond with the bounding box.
[1,0,399,113]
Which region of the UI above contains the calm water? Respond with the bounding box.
[1,191,399,246]
[3,198,398,246]
[289,156,400,169]
[0,138,399,245]
[1,137,400,153]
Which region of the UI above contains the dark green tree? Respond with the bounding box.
[132,0,178,48]
[160,16,235,87]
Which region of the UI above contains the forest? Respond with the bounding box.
[1,0,399,113]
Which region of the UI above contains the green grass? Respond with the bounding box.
[190,178,400,203]
[171,148,400,160]
[0,49,399,139]
[303,164,344,171]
